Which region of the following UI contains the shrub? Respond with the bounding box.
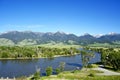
[31,71,40,80]
[46,66,53,76]
[88,73,95,77]
[56,68,61,74]
[87,64,93,68]
[87,64,98,68]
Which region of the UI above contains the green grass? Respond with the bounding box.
[87,64,99,68]
[41,75,120,80]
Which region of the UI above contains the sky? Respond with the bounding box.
[0,0,120,36]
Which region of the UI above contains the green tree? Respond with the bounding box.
[81,50,94,68]
[1,52,9,58]
[94,48,120,70]
[106,51,120,70]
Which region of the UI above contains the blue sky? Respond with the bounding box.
[0,0,120,36]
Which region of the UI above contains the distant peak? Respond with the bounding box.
[108,32,117,35]
[55,31,66,34]
[22,31,33,33]
[45,32,54,35]
[94,34,103,38]
[81,33,91,36]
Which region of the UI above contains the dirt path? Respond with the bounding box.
[92,67,120,76]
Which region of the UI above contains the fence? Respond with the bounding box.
[0,77,15,80]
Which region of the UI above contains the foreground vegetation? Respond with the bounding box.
[40,70,120,80]
[16,67,120,80]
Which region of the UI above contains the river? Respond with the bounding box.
[0,53,101,78]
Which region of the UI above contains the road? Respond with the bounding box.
[92,67,120,76]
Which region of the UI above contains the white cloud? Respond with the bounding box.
[2,24,45,29]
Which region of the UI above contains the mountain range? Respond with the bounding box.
[0,31,120,46]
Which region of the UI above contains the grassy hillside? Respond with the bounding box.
[88,42,120,48]
[17,39,37,46]
[0,38,15,46]
[37,42,81,48]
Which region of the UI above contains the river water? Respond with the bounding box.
[0,53,101,78]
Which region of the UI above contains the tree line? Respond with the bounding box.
[0,46,80,59]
